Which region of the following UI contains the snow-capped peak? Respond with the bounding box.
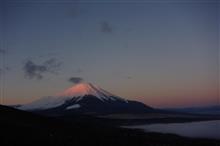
[58,83,110,98]
[18,82,127,110]
[57,82,126,102]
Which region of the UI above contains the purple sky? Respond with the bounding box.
[0,0,219,108]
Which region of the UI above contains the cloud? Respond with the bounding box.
[23,58,62,80]
[127,76,133,79]
[100,21,113,33]
[66,1,81,19]
[0,49,6,54]
[68,77,84,84]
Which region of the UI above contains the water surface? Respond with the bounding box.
[126,120,220,139]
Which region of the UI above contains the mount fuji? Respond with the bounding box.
[18,82,153,115]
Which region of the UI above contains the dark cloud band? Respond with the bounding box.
[23,58,62,80]
[101,21,113,33]
[68,77,84,84]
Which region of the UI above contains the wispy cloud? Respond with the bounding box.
[23,58,62,80]
[68,77,84,84]
[100,21,113,33]
[127,76,133,79]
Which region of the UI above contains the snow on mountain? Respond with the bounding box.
[19,82,128,110]
[58,82,127,102]
[66,104,81,110]
[19,96,67,110]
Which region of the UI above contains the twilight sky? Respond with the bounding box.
[0,0,219,108]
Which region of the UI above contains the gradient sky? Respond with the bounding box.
[0,0,219,108]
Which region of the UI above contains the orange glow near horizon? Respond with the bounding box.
[2,85,218,108]
[1,77,218,108]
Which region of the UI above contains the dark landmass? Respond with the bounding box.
[164,105,220,115]
[1,105,220,146]
[29,95,153,116]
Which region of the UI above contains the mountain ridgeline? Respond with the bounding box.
[18,82,153,116]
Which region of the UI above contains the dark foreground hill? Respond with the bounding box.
[0,105,219,146]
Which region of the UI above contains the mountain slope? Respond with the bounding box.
[37,95,151,116]
[18,82,153,115]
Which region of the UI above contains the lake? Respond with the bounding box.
[125,120,220,139]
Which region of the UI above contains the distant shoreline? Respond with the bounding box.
[98,115,220,126]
